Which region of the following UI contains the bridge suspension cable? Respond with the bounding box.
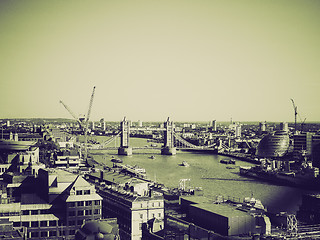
[173,133,204,149]
[100,131,121,148]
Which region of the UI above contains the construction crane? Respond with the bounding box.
[60,86,96,164]
[290,99,298,134]
[290,99,307,133]
[84,86,96,164]
[301,117,307,132]
[59,100,83,129]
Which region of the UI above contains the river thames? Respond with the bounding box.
[88,136,318,215]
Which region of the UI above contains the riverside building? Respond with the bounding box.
[86,170,164,240]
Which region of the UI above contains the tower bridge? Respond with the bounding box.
[98,117,218,155]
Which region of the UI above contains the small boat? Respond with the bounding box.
[180,161,189,167]
[226,166,236,169]
[220,159,236,165]
[111,158,123,163]
[149,155,156,159]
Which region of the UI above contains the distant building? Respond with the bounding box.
[280,122,289,132]
[259,122,266,134]
[211,120,217,132]
[257,131,290,158]
[293,132,314,157]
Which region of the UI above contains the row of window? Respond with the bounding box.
[22,209,49,215]
[140,212,162,219]
[76,189,91,195]
[140,202,162,208]
[15,220,58,228]
[68,209,100,217]
[30,231,57,238]
[69,200,100,207]
[0,212,19,217]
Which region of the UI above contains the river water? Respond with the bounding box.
[88,136,317,214]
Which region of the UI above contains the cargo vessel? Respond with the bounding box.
[239,160,320,189]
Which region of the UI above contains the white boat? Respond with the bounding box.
[180,161,189,167]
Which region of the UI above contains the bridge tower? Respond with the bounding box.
[118,117,133,155]
[161,117,177,155]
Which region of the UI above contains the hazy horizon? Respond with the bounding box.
[1,1,319,122]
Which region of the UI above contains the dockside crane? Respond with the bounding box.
[84,86,96,164]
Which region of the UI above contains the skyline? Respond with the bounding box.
[1,1,319,122]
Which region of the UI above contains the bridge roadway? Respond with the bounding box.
[90,146,217,152]
[130,127,165,131]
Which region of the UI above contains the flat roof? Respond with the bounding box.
[91,171,132,185]
[191,203,250,218]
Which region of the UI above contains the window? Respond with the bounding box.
[152,213,155,218]
[68,211,75,217]
[22,210,29,215]
[13,222,20,227]
[152,203,154,207]
[31,210,38,215]
[85,210,92,215]
[40,221,47,227]
[77,210,84,216]
[49,231,57,237]
[31,221,39,227]
[22,222,29,227]
[40,209,48,214]
[49,221,56,226]
[94,209,100,215]
[140,214,143,219]
[68,220,75,226]
[40,232,47,237]
[85,201,92,206]
[77,201,84,207]
[69,202,75,207]
[77,219,83,225]
[158,213,161,217]
[94,200,100,205]
[31,232,39,238]
[84,190,90,195]
[69,230,75,235]
[76,190,82,195]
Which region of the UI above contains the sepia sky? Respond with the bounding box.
[1,0,319,122]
